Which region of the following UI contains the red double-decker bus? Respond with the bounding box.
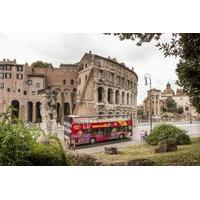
[64,114,133,145]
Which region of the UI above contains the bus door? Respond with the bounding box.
[95,128,104,142]
[103,127,112,141]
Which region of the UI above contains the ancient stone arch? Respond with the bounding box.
[115,90,120,105]
[107,88,113,104]
[98,87,104,103]
[27,101,33,122]
[11,100,20,118]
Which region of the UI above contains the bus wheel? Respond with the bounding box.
[119,134,124,139]
[90,138,96,144]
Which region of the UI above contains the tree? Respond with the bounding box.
[164,97,177,113]
[137,107,145,120]
[31,61,51,68]
[109,33,200,112]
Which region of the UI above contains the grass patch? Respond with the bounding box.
[94,137,200,166]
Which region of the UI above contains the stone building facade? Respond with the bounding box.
[0,52,138,124]
[143,83,199,120]
[74,53,138,116]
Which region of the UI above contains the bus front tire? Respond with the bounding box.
[119,134,125,139]
[90,138,96,144]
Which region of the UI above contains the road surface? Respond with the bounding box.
[57,122,200,154]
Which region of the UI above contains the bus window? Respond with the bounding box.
[104,127,111,136]
[111,127,120,133]
[97,128,104,135]
[83,128,92,134]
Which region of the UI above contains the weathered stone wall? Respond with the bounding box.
[0,53,138,123]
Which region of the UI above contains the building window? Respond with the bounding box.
[107,88,113,104]
[32,91,36,95]
[115,90,120,105]
[36,83,40,88]
[0,73,4,79]
[98,87,104,103]
[98,69,103,80]
[17,73,23,79]
[7,88,10,92]
[24,90,27,95]
[5,66,11,71]
[0,66,4,70]
[28,80,32,85]
[63,79,66,85]
[17,66,23,72]
[110,72,114,82]
[18,89,21,93]
[71,79,74,85]
[4,73,11,79]
[121,77,125,85]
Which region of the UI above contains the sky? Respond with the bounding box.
[0,33,179,104]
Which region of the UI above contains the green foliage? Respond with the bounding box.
[176,60,200,112]
[176,133,191,145]
[0,108,69,166]
[27,137,70,166]
[137,108,144,116]
[31,61,51,68]
[147,124,191,145]
[0,119,41,165]
[164,97,177,113]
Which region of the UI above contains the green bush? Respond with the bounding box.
[0,107,70,166]
[176,133,191,145]
[0,119,41,166]
[27,136,70,166]
[147,124,191,145]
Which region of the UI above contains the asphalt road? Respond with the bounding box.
[57,122,200,154]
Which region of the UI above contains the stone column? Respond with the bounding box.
[104,87,107,103]
[32,102,36,123]
[20,105,25,123]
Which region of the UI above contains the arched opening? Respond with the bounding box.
[98,87,104,103]
[35,102,42,123]
[122,91,125,105]
[115,90,120,105]
[99,112,104,115]
[27,101,33,122]
[127,93,129,105]
[64,102,70,117]
[11,100,20,119]
[56,102,61,124]
[107,88,113,104]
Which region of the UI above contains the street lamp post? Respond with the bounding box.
[144,73,152,132]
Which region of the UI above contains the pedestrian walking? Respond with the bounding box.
[140,130,145,141]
